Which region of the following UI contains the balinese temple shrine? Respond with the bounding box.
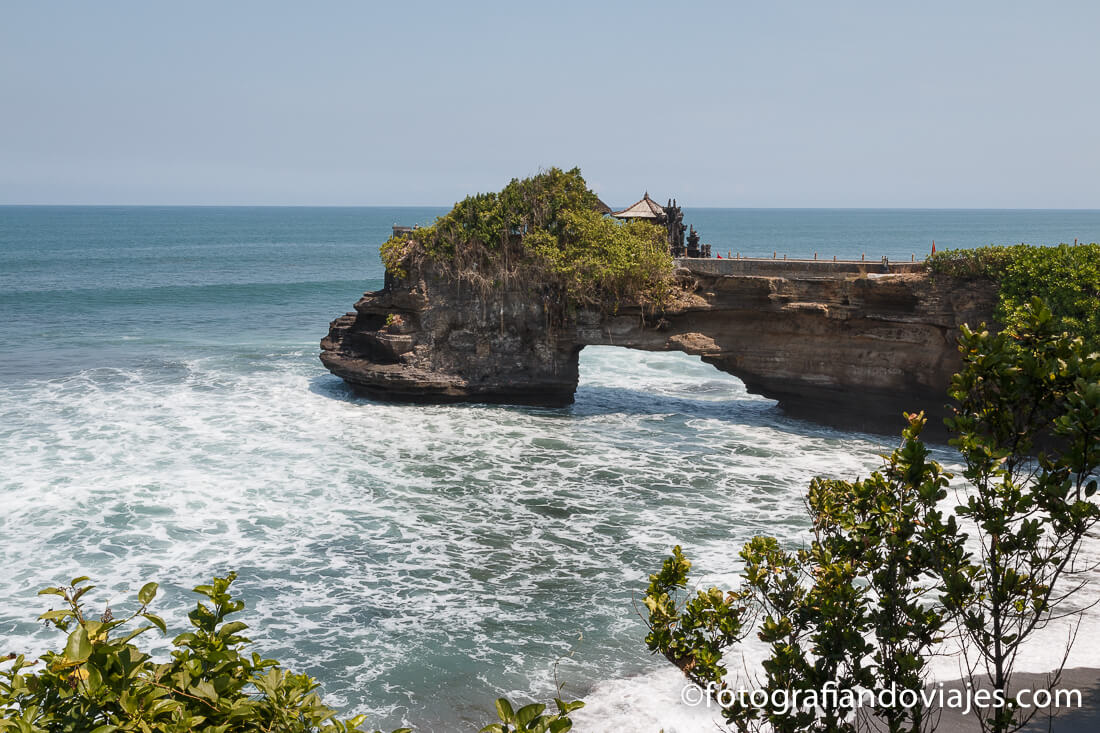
[611,193,711,258]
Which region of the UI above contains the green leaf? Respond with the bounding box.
[495,697,515,723]
[516,703,545,727]
[218,621,248,637]
[172,631,197,647]
[38,609,72,622]
[138,582,158,605]
[84,662,103,692]
[63,627,93,663]
[190,679,218,702]
[72,585,96,602]
[141,612,167,634]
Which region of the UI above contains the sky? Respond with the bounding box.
[2,1,1098,208]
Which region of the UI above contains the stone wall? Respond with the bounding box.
[677,257,926,277]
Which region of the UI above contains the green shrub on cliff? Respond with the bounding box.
[524,210,672,310]
[380,168,674,312]
[928,242,1100,347]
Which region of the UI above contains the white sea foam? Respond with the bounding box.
[0,346,1096,733]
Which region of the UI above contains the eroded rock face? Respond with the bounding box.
[320,262,996,432]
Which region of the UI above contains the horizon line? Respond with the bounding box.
[3,203,1100,212]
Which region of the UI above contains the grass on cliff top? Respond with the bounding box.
[928,242,1100,348]
[380,167,675,312]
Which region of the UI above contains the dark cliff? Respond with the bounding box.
[320,259,997,433]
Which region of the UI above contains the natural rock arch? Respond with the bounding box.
[320,260,995,433]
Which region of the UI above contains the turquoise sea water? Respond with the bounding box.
[2,207,1099,731]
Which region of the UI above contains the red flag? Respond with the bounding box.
[931,240,936,254]
[716,253,722,258]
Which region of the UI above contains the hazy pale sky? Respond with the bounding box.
[2,1,1098,207]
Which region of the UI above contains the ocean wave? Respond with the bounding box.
[1,347,1095,732]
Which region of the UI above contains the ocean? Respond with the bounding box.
[2,206,1099,731]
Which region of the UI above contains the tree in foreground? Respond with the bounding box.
[645,299,1100,732]
[940,300,1100,732]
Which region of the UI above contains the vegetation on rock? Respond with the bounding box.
[380,168,675,312]
[645,299,1100,732]
[928,243,1100,348]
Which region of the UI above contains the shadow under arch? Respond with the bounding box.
[309,346,896,445]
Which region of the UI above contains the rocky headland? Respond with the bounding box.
[320,258,996,433]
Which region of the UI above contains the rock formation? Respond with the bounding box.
[320,261,996,433]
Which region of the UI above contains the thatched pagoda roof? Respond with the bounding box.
[611,192,665,219]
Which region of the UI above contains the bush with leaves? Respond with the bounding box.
[1,574,585,733]
[0,573,404,733]
[645,299,1100,733]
